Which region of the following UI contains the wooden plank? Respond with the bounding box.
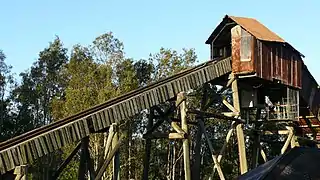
[179,78,185,92]
[54,131,62,148]
[29,141,38,158]
[20,144,27,164]
[49,132,58,150]
[153,89,159,105]
[161,85,169,100]
[112,105,119,122]
[139,94,146,110]
[39,136,48,155]
[69,123,77,142]
[81,119,90,136]
[34,138,43,157]
[108,108,115,124]
[6,150,15,171]
[132,98,138,114]
[10,148,19,165]
[155,88,162,103]
[0,154,5,174]
[77,121,86,138]
[197,71,204,85]
[99,111,107,128]
[187,74,195,89]
[121,102,128,119]
[167,82,175,98]
[201,69,207,83]
[91,112,98,131]
[64,127,72,145]
[15,147,23,165]
[44,134,53,153]
[144,93,150,109]
[103,109,111,126]
[171,81,177,95]
[2,151,11,171]
[176,79,182,92]
[73,122,82,140]
[128,99,135,116]
[118,104,125,121]
[147,91,155,107]
[204,67,212,81]
[95,113,103,131]
[60,128,68,146]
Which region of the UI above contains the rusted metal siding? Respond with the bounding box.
[255,40,302,88]
[231,25,255,74]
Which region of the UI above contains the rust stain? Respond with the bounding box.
[231,25,255,74]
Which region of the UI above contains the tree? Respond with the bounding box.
[0,50,15,142]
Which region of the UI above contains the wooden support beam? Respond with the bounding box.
[112,128,120,180]
[222,99,238,113]
[212,122,235,178]
[236,124,247,174]
[222,112,239,117]
[177,92,191,180]
[199,120,225,180]
[260,147,268,163]
[281,127,294,154]
[264,130,290,135]
[142,109,154,180]
[95,135,124,180]
[143,132,186,139]
[78,139,87,180]
[251,131,260,169]
[52,141,81,179]
[14,165,28,180]
[171,122,185,134]
[188,109,245,123]
[231,73,247,174]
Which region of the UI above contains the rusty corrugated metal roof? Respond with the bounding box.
[227,15,285,43]
[205,15,305,57]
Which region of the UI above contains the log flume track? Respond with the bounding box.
[0,57,232,174]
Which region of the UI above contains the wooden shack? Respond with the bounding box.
[206,15,320,138]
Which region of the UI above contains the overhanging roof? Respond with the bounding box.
[205,15,304,58]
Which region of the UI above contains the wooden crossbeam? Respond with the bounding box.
[95,135,124,180]
[52,141,81,179]
[199,120,225,180]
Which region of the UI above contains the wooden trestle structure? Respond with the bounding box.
[1,15,320,179]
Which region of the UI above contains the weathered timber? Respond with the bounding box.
[14,165,28,180]
[0,57,232,174]
[95,135,124,180]
[142,109,154,180]
[178,92,191,180]
[52,142,81,179]
[231,73,248,174]
[199,120,225,180]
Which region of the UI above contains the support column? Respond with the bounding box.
[177,92,191,180]
[231,73,248,174]
[112,126,120,180]
[142,108,154,180]
[14,165,28,180]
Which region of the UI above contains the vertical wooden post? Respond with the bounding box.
[192,84,208,180]
[177,92,191,180]
[78,139,87,180]
[112,126,120,180]
[14,165,28,180]
[251,130,260,169]
[142,108,154,180]
[231,73,248,174]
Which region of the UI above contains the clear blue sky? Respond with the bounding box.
[1,0,319,82]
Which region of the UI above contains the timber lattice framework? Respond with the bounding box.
[1,14,320,180]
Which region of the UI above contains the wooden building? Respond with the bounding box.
[206,15,320,139]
